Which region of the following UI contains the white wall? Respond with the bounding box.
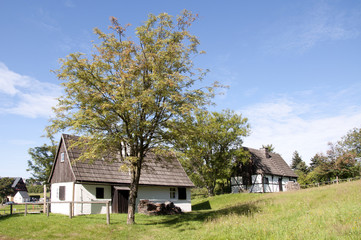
[137,186,192,212]
[50,182,74,215]
[231,175,294,193]
[51,182,192,215]
[13,191,30,203]
[73,184,112,215]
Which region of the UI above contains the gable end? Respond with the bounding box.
[49,135,76,184]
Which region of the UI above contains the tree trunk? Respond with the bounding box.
[127,156,143,225]
[207,184,215,197]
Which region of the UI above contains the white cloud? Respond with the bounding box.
[0,63,61,118]
[240,95,361,165]
[264,2,360,54]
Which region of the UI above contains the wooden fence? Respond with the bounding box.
[0,202,43,215]
[300,176,361,189]
[0,200,111,225]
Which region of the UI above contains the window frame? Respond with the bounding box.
[60,152,65,163]
[170,187,176,199]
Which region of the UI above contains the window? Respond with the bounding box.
[178,187,186,200]
[96,187,104,199]
[170,188,176,199]
[263,177,269,185]
[60,152,65,163]
[59,186,65,200]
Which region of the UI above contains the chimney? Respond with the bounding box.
[261,147,270,158]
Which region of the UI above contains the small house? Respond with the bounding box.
[48,134,194,215]
[231,147,298,193]
[6,177,30,203]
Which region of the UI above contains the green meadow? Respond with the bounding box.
[0,180,360,240]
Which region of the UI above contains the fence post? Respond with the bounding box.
[10,204,13,215]
[69,202,72,219]
[24,203,27,216]
[47,202,50,217]
[106,201,110,225]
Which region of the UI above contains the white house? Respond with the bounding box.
[48,134,194,215]
[231,147,298,193]
[5,177,29,203]
[13,191,30,203]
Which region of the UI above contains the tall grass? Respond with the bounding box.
[0,180,360,240]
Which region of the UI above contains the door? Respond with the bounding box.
[112,188,130,213]
[118,190,129,213]
[278,178,283,192]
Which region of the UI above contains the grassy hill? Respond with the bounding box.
[0,180,360,239]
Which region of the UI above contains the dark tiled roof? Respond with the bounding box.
[62,134,194,187]
[11,177,21,188]
[245,147,298,178]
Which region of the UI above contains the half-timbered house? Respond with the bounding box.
[48,134,194,215]
[6,177,30,203]
[231,147,298,193]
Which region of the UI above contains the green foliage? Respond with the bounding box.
[27,140,57,183]
[172,110,250,196]
[0,177,14,203]
[191,188,208,200]
[291,151,302,170]
[296,161,309,174]
[301,128,361,185]
[1,180,360,239]
[339,127,361,157]
[47,10,214,224]
[26,185,44,193]
[309,153,326,171]
[291,151,308,175]
[261,144,275,153]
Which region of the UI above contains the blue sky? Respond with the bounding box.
[1,0,361,178]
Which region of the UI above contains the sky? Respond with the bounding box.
[1,0,361,178]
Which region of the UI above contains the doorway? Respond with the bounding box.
[118,190,129,213]
[278,178,283,192]
[112,187,129,213]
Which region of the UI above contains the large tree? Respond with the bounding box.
[290,151,303,170]
[47,11,213,224]
[27,139,57,183]
[172,110,250,196]
[338,127,361,158]
[309,153,327,171]
[0,177,14,204]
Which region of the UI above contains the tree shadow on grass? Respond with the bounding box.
[0,214,15,220]
[192,200,211,210]
[141,200,261,228]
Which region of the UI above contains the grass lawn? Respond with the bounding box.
[0,180,360,240]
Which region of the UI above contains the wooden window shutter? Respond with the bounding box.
[59,186,65,200]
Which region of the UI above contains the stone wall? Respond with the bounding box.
[285,181,300,191]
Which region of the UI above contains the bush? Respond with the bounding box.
[26,185,44,193]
